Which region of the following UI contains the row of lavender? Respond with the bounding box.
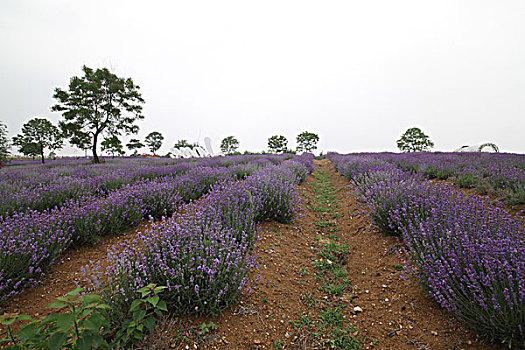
[0,155,286,216]
[0,167,229,302]
[327,153,525,347]
[88,154,315,320]
[365,152,525,205]
[0,154,303,304]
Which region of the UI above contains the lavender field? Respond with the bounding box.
[0,154,313,303]
[327,152,525,346]
[1,152,524,347]
[353,152,525,206]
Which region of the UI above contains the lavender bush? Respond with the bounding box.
[0,162,241,302]
[401,193,525,346]
[0,154,312,304]
[0,210,72,301]
[104,211,257,316]
[97,158,313,318]
[327,152,525,346]
[247,165,301,223]
[0,154,289,216]
[370,152,525,206]
[358,174,431,236]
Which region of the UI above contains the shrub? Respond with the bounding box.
[0,284,167,349]
[401,194,525,346]
[247,166,300,224]
[98,161,312,318]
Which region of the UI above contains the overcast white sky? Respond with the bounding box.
[1,0,524,156]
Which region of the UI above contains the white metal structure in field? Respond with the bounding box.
[170,137,222,158]
[454,143,500,152]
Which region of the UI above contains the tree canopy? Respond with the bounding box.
[52,65,144,163]
[296,131,319,153]
[19,143,40,159]
[145,131,164,155]
[101,136,124,158]
[126,138,144,156]
[220,136,239,155]
[69,132,92,157]
[173,139,199,150]
[267,135,288,154]
[396,127,434,152]
[12,118,63,163]
[0,121,9,164]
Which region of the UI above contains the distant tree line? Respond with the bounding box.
[266,131,320,154]
[0,65,327,164]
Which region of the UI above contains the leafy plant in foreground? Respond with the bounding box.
[0,284,167,350]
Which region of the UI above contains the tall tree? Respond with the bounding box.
[52,65,145,163]
[145,131,164,155]
[69,131,92,157]
[12,118,63,163]
[267,135,288,154]
[126,138,144,156]
[220,136,239,155]
[396,127,434,152]
[296,131,319,153]
[0,121,9,165]
[101,135,124,158]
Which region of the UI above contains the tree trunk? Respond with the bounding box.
[40,145,45,164]
[92,133,100,164]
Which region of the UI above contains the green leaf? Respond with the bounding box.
[48,301,67,309]
[146,295,159,307]
[157,300,168,312]
[137,284,153,295]
[1,318,16,326]
[90,334,106,348]
[17,315,33,322]
[85,313,107,331]
[65,287,83,297]
[129,299,142,312]
[40,314,57,326]
[143,317,155,334]
[56,313,75,332]
[48,331,68,350]
[96,303,111,310]
[82,294,101,305]
[17,323,40,342]
[78,308,93,318]
[153,286,167,294]
[133,309,146,321]
[76,336,92,350]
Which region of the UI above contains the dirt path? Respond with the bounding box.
[144,159,501,349]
